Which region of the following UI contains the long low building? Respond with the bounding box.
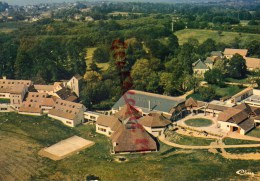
[48,99,86,127]
[112,90,185,120]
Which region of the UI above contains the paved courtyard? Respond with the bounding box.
[177,113,228,137]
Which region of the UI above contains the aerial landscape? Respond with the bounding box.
[0,0,260,180]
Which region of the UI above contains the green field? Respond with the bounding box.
[248,127,260,138]
[223,138,260,145]
[175,29,260,45]
[185,118,213,127]
[188,85,244,101]
[1,112,260,180]
[167,131,215,146]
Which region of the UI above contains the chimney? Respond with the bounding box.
[148,100,151,111]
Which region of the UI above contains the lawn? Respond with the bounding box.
[247,127,260,138]
[167,131,215,146]
[185,118,213,127]
[223,138,260,145]
[1,112,260,180]
[188,85,244,101]
[225,148,260,154]
[175,29,260,45]
[85,47,110,71]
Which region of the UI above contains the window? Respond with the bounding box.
[66,121,72,124]
[98,127,106,132]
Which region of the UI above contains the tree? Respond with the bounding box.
[89,61,100,72]
[84,71,102,83]
[214,59,228,75]
[198,38,216,55]
[168,34,179,55]
[198,86,216,102]
[247,40,260,58]
[228,54,247,78]
[131,59,160,93]
[204,68,225,86]
[93,46,110,63]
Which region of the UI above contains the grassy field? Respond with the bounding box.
[175,29,260,45]
[223,138,260,145]
[185,118,213,127]
[188,85,244,101]
[167,131,215,146]
[85,47,110,71]
[247,127,260,138]
[1,112,260,180]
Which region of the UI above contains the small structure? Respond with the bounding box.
[227,87,254,104]
[84,111,102,122]
[138,113,172,137]
[39,136,94,160]
[66,75,83,97]
[48,99,86,127]
[185,97,206,114]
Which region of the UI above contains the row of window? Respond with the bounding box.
[0,81,30,85]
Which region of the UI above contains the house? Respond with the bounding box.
[34,82,63,96]
[138,113,171,137]
[244,57,260,70]
[210,51,223,58]
[204,57,214,69]
[96,115,122,136]
[192,59,210,77]
[18,92,55,116]
[223,48,248,59]
[84,111,102,122]
[96,104,158,154]
[66,75,83,97]
[111,122,158,154]
[112,90,185,120]
[54,87,78,102]
[217,103,260,135]
[0,77,31,110]
[48,99,86,127]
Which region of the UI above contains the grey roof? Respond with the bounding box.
[239,118,255,132]
[112,90,185,114]
[210,51,223,57]
[205,57,214,63]
[193,59,209,70]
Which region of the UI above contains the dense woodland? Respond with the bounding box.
[0,2,260,109]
